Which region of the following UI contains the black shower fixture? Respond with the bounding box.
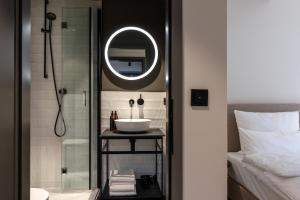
[59,88,67,95]
[41,0,57,78]
[46,12,56,21]
[44,12,57,32]
[41,0,49,78]
[41,12,56,33]
[41,0,66,137]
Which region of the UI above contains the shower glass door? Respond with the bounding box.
[61,7,91,190]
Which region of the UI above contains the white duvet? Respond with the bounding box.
[242,153,300,200]
[233,111,300,199]
[239,132,300,200]
[243,152,300,177]
[239,129,300,177]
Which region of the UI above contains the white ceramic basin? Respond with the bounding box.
[115,119,151,132]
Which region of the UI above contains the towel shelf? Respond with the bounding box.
[101,179,163,200]
[98,129,165,200]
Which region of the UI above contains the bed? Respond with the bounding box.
[228,104,300,200]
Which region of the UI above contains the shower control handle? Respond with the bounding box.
[83,91,87,107]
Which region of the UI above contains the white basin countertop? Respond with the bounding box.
[100,128,165,138]
[115,119,151,122]
[115,119,151,132]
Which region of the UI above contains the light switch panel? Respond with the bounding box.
[191,89,208,106]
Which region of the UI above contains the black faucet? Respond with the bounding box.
[137,94,144,106]
[129,99,135,107]
[129,99,135,119]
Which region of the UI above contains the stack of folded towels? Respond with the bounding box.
[109,169,136,197]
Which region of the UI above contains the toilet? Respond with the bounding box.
[30,188,49,200]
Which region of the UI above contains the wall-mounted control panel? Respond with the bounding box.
[191,89,208,106]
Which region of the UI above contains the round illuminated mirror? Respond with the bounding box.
[104,27,159,81]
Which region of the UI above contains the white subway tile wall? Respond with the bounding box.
[101,91,166,131]
[31,0,63,189]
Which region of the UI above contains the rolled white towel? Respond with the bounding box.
[110,188,136,197]
[110,176,135,183]
[111,169,135,177]
[110,184,135,192]
[109,180,136,186]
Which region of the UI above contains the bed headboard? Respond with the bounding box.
[228,104,300,152]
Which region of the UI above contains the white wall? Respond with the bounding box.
[228,0,300,103]
[183,0,227,199]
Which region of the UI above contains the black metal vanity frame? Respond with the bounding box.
[99,129,165,200]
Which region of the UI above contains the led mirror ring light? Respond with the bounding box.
[104,27,159,81]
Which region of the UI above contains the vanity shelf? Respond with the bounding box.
[100,129,164,154]
[99,129,165,200]
[101,179,163,200]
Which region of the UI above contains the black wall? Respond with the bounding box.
[101,0,166,91]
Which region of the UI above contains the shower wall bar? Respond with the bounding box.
[41,0,49,78]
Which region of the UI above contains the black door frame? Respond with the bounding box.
[1,0,31,199]
[96,0,183,200]
[15,0,182,199]
[168,0,183,199]
[19,0,31,199]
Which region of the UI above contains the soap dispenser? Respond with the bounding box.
[113,111,118,130]
[114,111,118,120]
[110,111,114,131]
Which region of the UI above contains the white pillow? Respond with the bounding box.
[239,128,300,154]
[234,110,299,132]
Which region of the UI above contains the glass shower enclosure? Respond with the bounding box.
[61,7,98,190]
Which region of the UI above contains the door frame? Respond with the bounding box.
[19,0,31,198]
[16,0,182,199]
[8,0,31,199]
[167,0,183,200]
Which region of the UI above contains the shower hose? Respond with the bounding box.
[49,30,67,137]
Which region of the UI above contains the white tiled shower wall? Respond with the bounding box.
[31,0,100,189]
[31,0,63,189]
[101,91,167,188]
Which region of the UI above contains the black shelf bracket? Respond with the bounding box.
[129,139,136,152]
[101,151,163,155]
